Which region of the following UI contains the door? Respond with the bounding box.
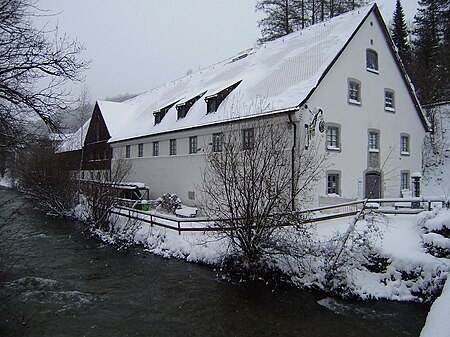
[365,172,381,199]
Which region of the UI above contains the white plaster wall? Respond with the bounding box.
[111,115,293,206]
[111,128,212,205]
[305,11,426,202]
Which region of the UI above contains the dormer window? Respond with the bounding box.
[153,101,179,125]
[176,92,206,120]
[366,49,379,73]
[206,98,217,114]
[205,80,242,114]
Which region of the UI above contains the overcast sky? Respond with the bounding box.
[37,0,419,102]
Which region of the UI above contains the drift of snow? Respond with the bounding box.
[420,278,450,337]
[90,207,450,304]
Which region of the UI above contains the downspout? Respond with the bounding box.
[288,112,297,211]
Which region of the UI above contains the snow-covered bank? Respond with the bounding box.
[92,207,450,303]
[0,174,14,188]
[420,277,450,337]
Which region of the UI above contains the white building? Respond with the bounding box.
[85,3,429,207]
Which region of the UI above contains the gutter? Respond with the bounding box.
[288,112,298,211]
[109,106,300,145]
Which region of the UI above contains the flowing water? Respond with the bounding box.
[0,187,429,337]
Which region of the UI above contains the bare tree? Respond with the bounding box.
[82,157,134,231]
[64,85,93,132]
[12,137,78,217]
[200,113,328,264]
[0,0,88,154]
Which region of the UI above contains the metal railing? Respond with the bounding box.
[110,196,449,235]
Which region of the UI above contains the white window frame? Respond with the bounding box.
[400,133,410,156]
[366,49,379,73]
[212,133,223,152]
[138,143,144,158]
[326,124,341,151]
[368,130,379,153]
[326,171,341,196]
[125,145,131,158]
[152,141,159,156]
[189,136,198,154]
[384,89,395,112]
[348,79,361,105]
[242,128,255,150]
[400,171,410,191]
[170,139,177,155]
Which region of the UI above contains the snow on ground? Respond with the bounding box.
[87,204,450,334]
[420,277,450,337]
[352,212,448,301]
[0,174,14,188]
[93,219,228,265]
[97,207,450,301]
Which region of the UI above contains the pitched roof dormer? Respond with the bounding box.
[204,80,242,114]
[176,91,206,120]
[153,100,179,125]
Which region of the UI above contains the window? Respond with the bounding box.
[368,131,379,152]
[205,80,242,114]
[154,112,164,125]
[138,143,143,157]
[176,92,206,119]
[170,139,177,155]
[327,173,340,195]
[188,191,195,200]
[242,128,254,150]
[385,89,395,111]
[400,134,410,155]
[348,79,361,104]
[189,136,198,154]
[206,99,217,114]
[326,125,340,151]
[125,145,131,158]
[154,101,179,125]
[401,171,410,191]
[212,133,223,152]
[177,105,189,120]
[366,49,379,72]
[95,119,100,141]
[153,141,159,156]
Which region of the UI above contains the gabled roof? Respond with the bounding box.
[56,118,91,153]
[96,3,426,144]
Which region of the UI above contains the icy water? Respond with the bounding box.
[0,187,429,337]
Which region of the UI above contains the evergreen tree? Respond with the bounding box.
[391,0,411,65]
[256,0,368,43]
[411,0,446,104]
[256,0,297,43]
[439,1,450,101]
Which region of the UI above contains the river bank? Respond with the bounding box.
[93,203,450,302]
[0,187,435,336]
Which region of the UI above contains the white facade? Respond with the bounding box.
[303,10,427,205]
[103,4,428,207]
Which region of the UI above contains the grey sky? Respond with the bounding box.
[37,0,419,102]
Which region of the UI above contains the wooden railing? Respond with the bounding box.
[110,196,449,235]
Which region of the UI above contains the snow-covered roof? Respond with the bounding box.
[56,118,91,153]
[99,5,376,143]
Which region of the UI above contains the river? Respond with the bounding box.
[0,187,429,336]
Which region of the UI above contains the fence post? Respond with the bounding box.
[177,221,181,235]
